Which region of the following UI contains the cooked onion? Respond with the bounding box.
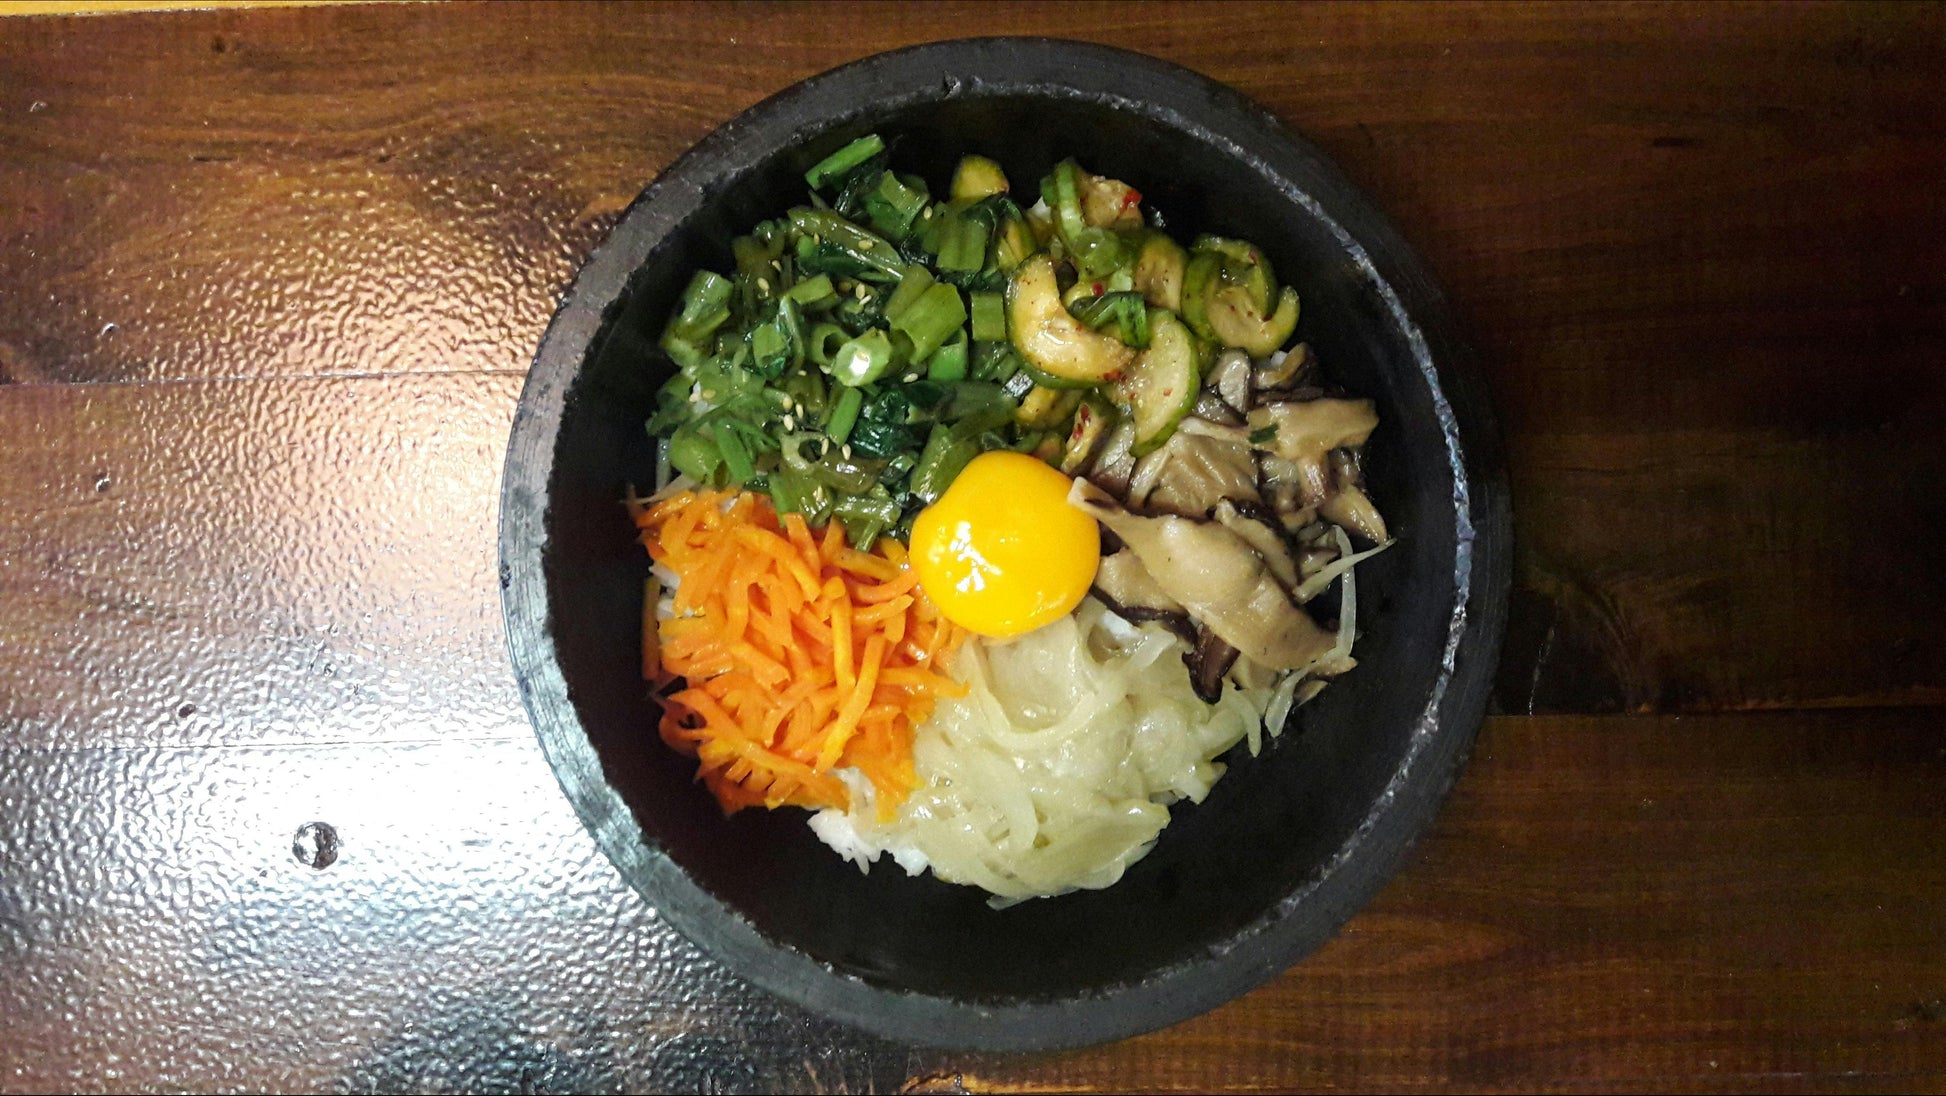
[811,597,1279,901]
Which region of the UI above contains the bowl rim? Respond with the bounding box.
[499,36,1512,1051]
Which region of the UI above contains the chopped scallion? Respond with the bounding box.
[883,264,936,322]
[825,386,863,444]
[925,329,969,382]
[830,328,895,387]
[890,282,967,362]
[784,273,838,309]
[969,291,1007,342]
[668,269,734,344]
[805,134,886,191]
[715,423,755,483]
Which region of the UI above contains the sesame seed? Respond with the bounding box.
[858,239,875,249]
[756,277,770,293]
[841,444,852,459]
[783,414,796,431]
[700,389,717,400]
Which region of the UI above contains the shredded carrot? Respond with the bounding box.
[634,488,967,817]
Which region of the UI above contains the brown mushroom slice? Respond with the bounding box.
[1192,390,1244,427]
[1134,420,1261,517]
[1094,547,1185,614]
[1068,478,1336,672]
[1092,551,1196,643]
[1226,654,1279,693]
[1320,482,1387,545]
[1175,415,1255,446]
[1100,602,1198,647]
[1264,480,1319,534]
[1184,628,1241,704]
[1257,385,1328,407]
[1206,349,1253,414]
[1212,499,1300,590]
[1317,449,1388,544]
[1298,544,1340,581]
[1247,397,1379,505]
[1254,342,1313,393]
[1086,419,1140,497]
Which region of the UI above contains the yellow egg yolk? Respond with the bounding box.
[909,450,1100,639]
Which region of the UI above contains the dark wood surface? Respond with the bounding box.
[2,2,1943,1091]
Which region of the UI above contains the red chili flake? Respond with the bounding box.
[1125,189,1143,207]
[1092,282,1103,296]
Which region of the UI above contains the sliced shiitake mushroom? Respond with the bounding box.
[1069,479,1335,672]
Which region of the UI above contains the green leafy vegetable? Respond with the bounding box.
[646,134,1301,548]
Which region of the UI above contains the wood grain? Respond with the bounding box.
[4,2,1943,712]
[938,710,1946,1093]
[5,2,1942,394]
[2,2,1944,1092]
[2,711,1938,1093]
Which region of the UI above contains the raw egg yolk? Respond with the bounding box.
[909,451,1100,639]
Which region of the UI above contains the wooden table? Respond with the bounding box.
[3,2,1943,1091]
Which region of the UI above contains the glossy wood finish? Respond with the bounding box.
[2,2,1942,1091]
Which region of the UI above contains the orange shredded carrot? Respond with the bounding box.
[634,488,968,815]
[851,568,919,604]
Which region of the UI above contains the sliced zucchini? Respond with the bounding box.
[1061,277,1096,310]
[951,154,1010,201]
[1115,310,1203,456]
[1132,233,1186,312]
[1179,251,1222,341]
[1006,255,1137,385]
[1015,383,1085,429]
[993,216,1035,270]
[1207,284,1299,358]
[1078,170,1145,230]
[1059,398,1116,475]
[1195,234,1276,311]
[1029,431,1064,465]
[1023,202,1057,250]
[1020,360,1104,391]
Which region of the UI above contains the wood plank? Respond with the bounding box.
[1497,423,1946,714]
[4,370,1940,752]
[3,367,1942,759]
[0,711,1940,1092]
[1,1,1941,400]
[3,3,1943,715]
[4,4,1944,1092]
[944,709,1946,1093]
[0,373,527,751]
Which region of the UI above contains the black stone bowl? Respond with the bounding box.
[500,38,1510,1051]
